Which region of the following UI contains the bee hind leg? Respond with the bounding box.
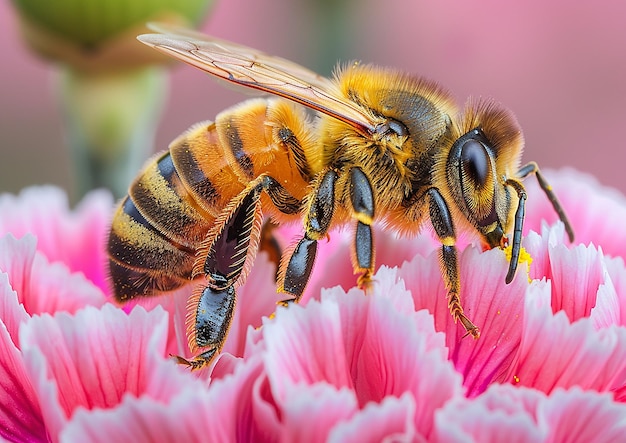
[177,282,236,371]
[179,174,307,368]
[180,178,267,370]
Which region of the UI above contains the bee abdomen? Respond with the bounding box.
[108,98,314,302]
[129,152,214,247]
[108,195,196,301]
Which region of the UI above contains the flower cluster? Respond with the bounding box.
[1,170,626,442]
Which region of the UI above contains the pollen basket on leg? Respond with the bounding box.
[196,182,264,289]
[185,285,236,356]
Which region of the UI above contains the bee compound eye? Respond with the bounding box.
[460,139,491,189]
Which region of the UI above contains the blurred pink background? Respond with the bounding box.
[1,0,625,200]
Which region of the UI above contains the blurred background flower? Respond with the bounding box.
[1,0,625,201]
[6,0,214,198]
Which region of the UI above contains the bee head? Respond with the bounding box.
[444,99,524,249]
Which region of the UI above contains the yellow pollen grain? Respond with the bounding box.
[513,375,520,384]
[504,245,533,282]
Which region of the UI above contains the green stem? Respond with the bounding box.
[58,66,167,198]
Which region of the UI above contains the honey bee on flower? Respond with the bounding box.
[107,25,573,369]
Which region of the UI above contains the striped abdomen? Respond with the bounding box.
[107,98,314,302]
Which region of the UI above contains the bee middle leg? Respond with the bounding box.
[348,167,376,290]
[427,187,480,338]
[279,167,376,301]
[279,169,338,303]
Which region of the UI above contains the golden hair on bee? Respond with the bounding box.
[458,98,525,175]
[106,25,574,369]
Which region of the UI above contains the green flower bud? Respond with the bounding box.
[12,0,213,72]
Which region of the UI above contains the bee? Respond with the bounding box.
[107,24,574,370]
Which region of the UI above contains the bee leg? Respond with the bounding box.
[503,179,527,284]
[348,167,376,291]
[516,162,575,242]
[427,188,480,338]
[259,219,282,279]
[179,175,306,368]
[279,169,338,302]
[260,176,304,280]
[181,179,268,369]
[176,281,236,370]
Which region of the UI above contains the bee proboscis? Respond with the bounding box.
[107,24,574,369]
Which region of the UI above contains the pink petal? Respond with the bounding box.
[62,354,278,442]
[296,226,443,305]
[27,253,107,315]
[327,393,416,443]
[541,388,626,442]
[61,361,225,443]
[399,246,527,397]
[546,242,605,321]
[0,234,106,317]
[62,395,200,443]
[127,287,194,368]
[523,169,626,262]
[590,255,621,329]
[0,234,36,306]
[261,288,461,440]
[524,225,624,328]
[0,236,33,344]
[369,265,420,316]
[0,273,45,442]
[435,384,626,442]
[434,384,545,442]
[263,294,350,393]
[19,304,173,440]
[0,186,114,294]
[280,383,359,443]
[506,281,626,396]
[603,256,626,327]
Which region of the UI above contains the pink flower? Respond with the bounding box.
[0,186,114,295]
[2,169,626,441]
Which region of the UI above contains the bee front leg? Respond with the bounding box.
[348,167,376,290]
[279,169,338,303]
[427,188,480,338]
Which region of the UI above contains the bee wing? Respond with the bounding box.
[138,27,376,134]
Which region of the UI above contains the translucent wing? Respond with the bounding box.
[138,25,376,134]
